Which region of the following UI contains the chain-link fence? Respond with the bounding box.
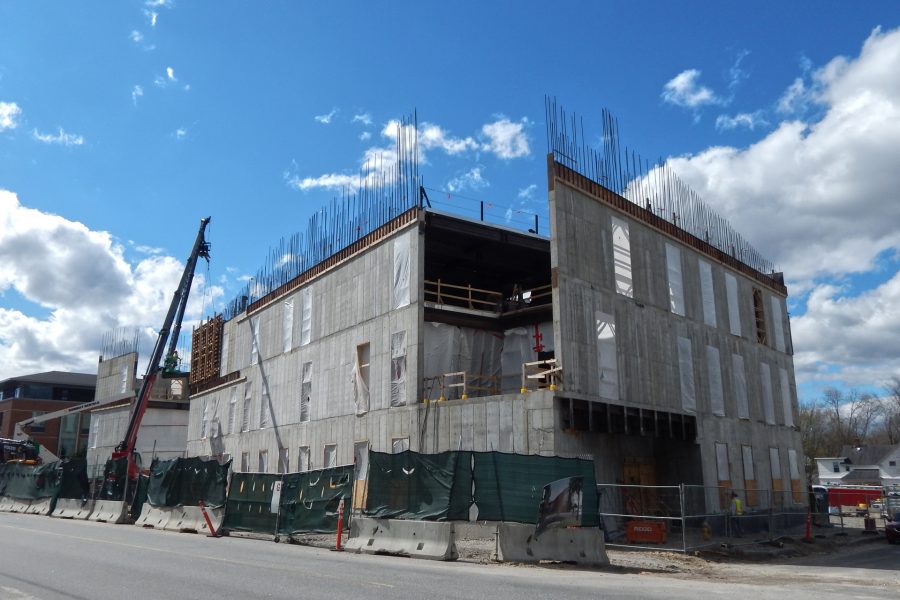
[598,483,808,552]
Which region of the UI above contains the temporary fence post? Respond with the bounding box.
[679,484,686,552]
[335,497,345,551]
[272,474,285,542]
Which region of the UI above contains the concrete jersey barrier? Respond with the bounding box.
[52,498,94,519]
[492,523,609,566]
[0,496,31,513]
[88,500,129,524]
[136,505,223,534]
[345,517,458,561]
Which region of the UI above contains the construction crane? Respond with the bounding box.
[109,217,210,483]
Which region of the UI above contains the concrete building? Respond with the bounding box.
[86,351,189,474]
[185,115,803,510]
[0,371,96,458]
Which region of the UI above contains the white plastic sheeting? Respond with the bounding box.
[250,316,260,365]
[699,259,717,327]
[354,442,369,480]
[706,346,725,416]
[241,382,251,432]
[666,244,685,316]
[732,354,749,419]
[715,442,730,480]
[760,363,775,425]
[119,363,129,394]
[392,235,410,309]
[301,287,312,346]
[425,322,506,395]
[390,331,408,407]
[677,336,695,412]
[742,445,755,480]
[725,273,741,336]
[324,444,337,468]
[611,216,633,297]
[259,379,270,429]
[201,398,209,439]
[298,446,310,472]
[788,449,800,480]
[300,362,312,422]
[770,296,786,352]
[352,351,370,415]
[282,298,294,354]
[779,367,794,427]
[501,327,543,394]
[220,331,230,377]
[769,447,782,479]
[228,385,238,434]
[595,311,619,401]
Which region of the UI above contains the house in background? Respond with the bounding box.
[0,371,96,458]
[815,444,900,487]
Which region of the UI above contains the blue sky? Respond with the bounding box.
[1,1,899,403]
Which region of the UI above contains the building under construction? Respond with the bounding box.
[186,104,803,504]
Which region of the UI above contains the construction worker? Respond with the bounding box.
[730,492,744,538]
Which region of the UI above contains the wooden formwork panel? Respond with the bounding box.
[190,316,223,385]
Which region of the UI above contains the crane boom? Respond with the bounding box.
[112,217,210,475]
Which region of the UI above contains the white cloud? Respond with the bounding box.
[174,127,187,140]
[0,189,222,380]
[291,115,531,193]
[663,26,900,387]
[792,270,900,387]
[480,117,530,159]
[446,166,489,193]
[518,184,537,199]
[359,131,371,141]
[132,85,144,105]
[352,113,372,126]
[285,172,358,192]
[662,69,722,108]
[314,108,338,124]
[144,10,159,27]
[130,30,144,44]
[777,78,810,115]
[145,0,171,7]
[0,101,22,131]
[154,68,184,90]
[32,128,85,146]
[381,119,479,157]
[715,111,768,131]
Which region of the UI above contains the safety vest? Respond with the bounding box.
[732,497,743,515]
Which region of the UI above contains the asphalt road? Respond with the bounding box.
[0,512,897,600]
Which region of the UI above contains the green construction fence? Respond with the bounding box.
[223,465,354,535]
[362,450,599,526]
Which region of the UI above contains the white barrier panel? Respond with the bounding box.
[134,505,174,530]
[345,517,458,561]
[492,523,609,566]
[135,505,224,534]
[52,498,94,519]
[0,497,31,513]
[24,498,54,515]
[88,500,129,524]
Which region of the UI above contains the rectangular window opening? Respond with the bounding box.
[324,444,337,469]
[753,288,767,344]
